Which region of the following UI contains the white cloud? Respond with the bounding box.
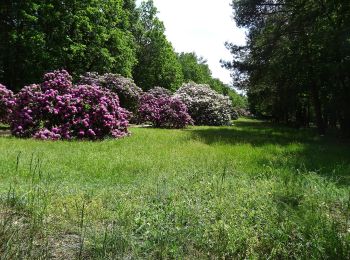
[138,0,246,85]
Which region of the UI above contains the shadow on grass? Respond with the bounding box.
[0,124,10,137]
[189,120,350,186]
[0,124,10,131]
[189,120,320,146]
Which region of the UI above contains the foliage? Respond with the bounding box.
[0,0,138,91]
[0,84,15,124]
[11,70,129,140]
[80,72,143,115]
[224,0,350,136]
[175,83,233,126]
[210,78,248,112]
[138,93,193,128]
[132,0,184,91]
[177,52,212,84]
[226,90,247,110]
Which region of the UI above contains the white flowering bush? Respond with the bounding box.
[175,83,232,126]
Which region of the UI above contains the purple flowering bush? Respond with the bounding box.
[11,70,129,140]
[80,72,143,115]
[175,83,233,126]
[0,84,15,124]
[138,93,193,128]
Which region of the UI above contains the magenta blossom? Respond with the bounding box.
[11,70,130,140]
[138,93,193,129]
[0,84,15,124]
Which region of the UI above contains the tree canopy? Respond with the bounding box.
[0,0,138,90]
[224,0,350,136]
[132,0,183,91]
[178,52,212,85]
[0,0,247,110]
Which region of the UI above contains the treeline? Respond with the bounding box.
[224,0,350,136]
[0,0,246,108]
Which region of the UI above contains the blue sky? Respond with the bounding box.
[137,0,246,85]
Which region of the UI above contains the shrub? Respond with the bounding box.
[234,108,251,117]
[175,83,232,126]
[147,86,172,98]
[42,69,73,91]
[11,70,129,140]
[231,109,239,120]
[138,93,193,128]
[80,72,143,115]
[0,84,15,124]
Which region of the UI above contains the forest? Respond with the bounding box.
[223,0,350,136]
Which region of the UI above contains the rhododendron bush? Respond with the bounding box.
[175,83,233,126]
[0,84,14,124]
[230,108,251,120]
[10,70,129,140]
[80,72,143,115]
[138,92,193,128]
[147,86,172,98]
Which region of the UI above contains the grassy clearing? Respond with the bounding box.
[0,119,349,259]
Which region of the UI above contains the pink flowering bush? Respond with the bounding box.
[80,72,143,115]
[0,84,15,124]
[138,93,193,128]
[11,70,129,140]
[175,83,233,126]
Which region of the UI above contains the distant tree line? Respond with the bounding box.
[224,0,350,136]
[0,0,246,108]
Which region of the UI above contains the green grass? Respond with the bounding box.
[0,118,349,259]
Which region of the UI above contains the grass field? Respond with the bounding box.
[0,119,349,259]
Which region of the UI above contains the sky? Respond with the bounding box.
[137,0,246,86]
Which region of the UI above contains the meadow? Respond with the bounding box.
[0,119,349,259]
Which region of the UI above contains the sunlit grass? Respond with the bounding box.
[0,119,349,258]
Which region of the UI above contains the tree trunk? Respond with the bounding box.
[340,116,350,138]
[311,84,325,135]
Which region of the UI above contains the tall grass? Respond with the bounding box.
[0,155,50,259]
[0,119,349,258]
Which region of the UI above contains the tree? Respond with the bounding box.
[0,0,138,91]
[177,52,212,84]
[224,0,350,136]
[132,0,183,91]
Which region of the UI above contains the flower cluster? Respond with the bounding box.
[233,108,251,118]
[0,84,15,124]
[147,86,172,98]
[11,70,129,140]
[42,69,73,92]
[80,72,143,115]
[175,83,233,126]
[138,93,193,128]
